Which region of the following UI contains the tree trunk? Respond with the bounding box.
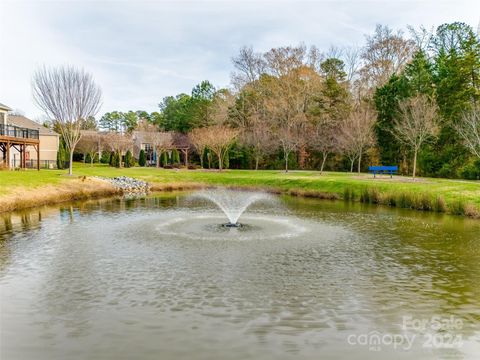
[357,152,362,174]
[350,158,354,173]
[90,154,94,167]
[320,153,328,174]
[218,151,223,171]
[156,151,160,168]
[412,150,418,180]
[68,150,73,175]
[255,156,259,170]
[284,150,289,173]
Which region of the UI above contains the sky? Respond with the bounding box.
[0,0,479,120]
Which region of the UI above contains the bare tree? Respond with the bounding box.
[139,122,173,168]
[393,94,439,179]
[103,132,133,168]
[274,116,304,173]
[189,128,209,168]
[342,45,362,82]
[231,46,266,89]
[241,117,275,170]
[77,131,101,166]
[360,24,416,88]
[455,106,480,159]
[201,125,238,171]
[339,104,377,174]
[32,65,102,175]
[310,119,338,174]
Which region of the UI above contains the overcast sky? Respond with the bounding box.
[0,0,479,120]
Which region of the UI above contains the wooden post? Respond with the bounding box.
[182,148,189,167]
[37,143,40,171]
[22,143,26,169]
[6,141,10,170]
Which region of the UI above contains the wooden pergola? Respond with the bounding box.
[0,125,40,170]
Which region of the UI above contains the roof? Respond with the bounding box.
[0,102,12,111]
[132,131,190,149]
[7,115,59,136]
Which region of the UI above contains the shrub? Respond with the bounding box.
[100,151,110,164]
[172,149,180,164]
[124,150,135,168]
[108,151,115,166]
[162,152,169,167]
[110,151,121,168]
[138,150,146,167]
[459,159,480,180]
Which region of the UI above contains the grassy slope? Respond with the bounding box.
[1,164,479,212]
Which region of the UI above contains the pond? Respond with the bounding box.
[1,191,479,359]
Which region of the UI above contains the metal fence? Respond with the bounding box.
[9,159,58,169]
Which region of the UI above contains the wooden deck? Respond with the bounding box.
[1,125,40,170]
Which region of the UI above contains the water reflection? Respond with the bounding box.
[1,192,479,359]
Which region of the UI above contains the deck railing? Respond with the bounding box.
[0,124,40,140]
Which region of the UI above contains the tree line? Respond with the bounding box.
[34,22,480,178]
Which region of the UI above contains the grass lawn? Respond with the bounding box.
[1,163,479,215]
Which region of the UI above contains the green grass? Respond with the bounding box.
[1,163,479,215]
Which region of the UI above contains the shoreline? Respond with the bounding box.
[0,174,478,219]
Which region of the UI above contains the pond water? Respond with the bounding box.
[1,191,479,359]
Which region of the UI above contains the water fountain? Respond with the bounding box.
[194,189,274,227]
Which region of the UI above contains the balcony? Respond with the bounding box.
[0,124,39,140]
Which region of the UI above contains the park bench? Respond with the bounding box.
[368,165,398,178]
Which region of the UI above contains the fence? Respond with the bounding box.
[9,159,58,169]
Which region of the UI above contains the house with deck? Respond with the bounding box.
[0,102,59,169]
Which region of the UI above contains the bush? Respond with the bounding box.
[110,151,121,168]
[124,150,135,168]
[108,151,115,166]
[138,150,146,167]
[100,151,110,164]
[162,152,169,167]
[172,149,180,164]
[459,159,480,180]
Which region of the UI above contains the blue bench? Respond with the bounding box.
[368,166,398,178]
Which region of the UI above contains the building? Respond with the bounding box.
[0,102,59,169]
[132,131,190,166]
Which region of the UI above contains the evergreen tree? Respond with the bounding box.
[138,149,147,167]
[57,138,66,169]
[172,149,180,164]
[124,150,134,168]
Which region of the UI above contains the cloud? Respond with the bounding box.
[1,0,479,119]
